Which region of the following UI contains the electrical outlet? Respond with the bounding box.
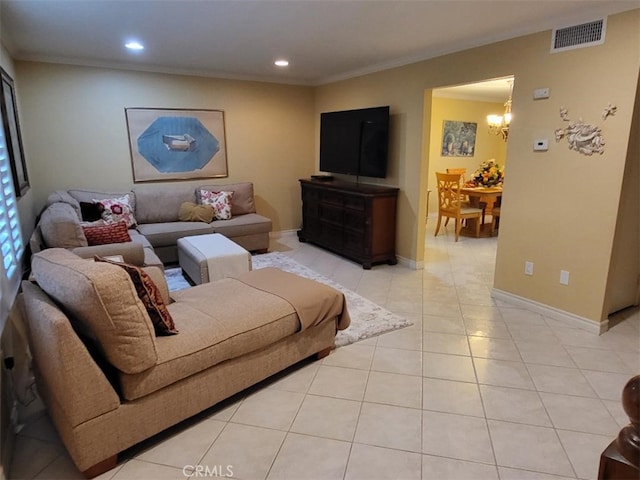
[533,139,549,151]
[525,261,534,276]
[560,270,570,285]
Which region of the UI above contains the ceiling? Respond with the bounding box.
[1,1,637,86]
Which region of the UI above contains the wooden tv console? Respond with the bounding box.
[297,178,399,269]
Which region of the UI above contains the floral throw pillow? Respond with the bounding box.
[199,190,234,220]
[96,194,137,228]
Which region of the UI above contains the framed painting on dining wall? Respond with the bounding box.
[0,67,29,197]
[125,108,228,182]
[441,120,477,157]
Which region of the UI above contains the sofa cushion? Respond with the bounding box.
[95,256,178,336]
[199,190,233,220]
[210,213,272,238]
[82,221,132,246]
[97,194,137,228]
[136,222,215,248]
[178,202,215,223]
[133,184,198,224]
[128,229,153,249]
[118,277,300,400]
[198,182,256,216]
[46,191,82,220]
[30,248,158,374]
[39,203,88,249]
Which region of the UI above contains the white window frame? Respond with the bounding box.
[0,109,24,328]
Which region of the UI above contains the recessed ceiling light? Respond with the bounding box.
[274,59,289,67]
[125,41,145,51]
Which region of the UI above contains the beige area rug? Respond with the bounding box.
[165,252,411,347]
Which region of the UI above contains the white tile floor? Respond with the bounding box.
[10,225,640,480]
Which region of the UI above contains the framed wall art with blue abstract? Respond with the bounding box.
[125,108,228,182]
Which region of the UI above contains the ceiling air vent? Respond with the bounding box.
[551,18,606,53]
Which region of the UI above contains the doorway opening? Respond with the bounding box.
[422,75,514,262]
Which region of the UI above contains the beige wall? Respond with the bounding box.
[427,96,507,213]
[316,9,640,324]
[495,11,638,324]
[14,62,316,233]
[0,43,14,87]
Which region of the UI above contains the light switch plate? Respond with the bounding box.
[534,88,550,99]
[525,261,534,276]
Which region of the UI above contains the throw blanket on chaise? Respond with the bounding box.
[234,267,351,331]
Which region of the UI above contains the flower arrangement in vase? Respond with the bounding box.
[470,159,504,187]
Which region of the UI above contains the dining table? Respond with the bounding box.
[459,185,502,237]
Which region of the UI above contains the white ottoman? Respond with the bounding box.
[177,233,252,285]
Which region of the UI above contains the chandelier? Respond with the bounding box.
[487,80,513,141]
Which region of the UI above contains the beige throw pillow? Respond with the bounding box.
[30,248,158,373]
[178,202,215,223]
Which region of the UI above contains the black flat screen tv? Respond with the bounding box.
[319,106,390,178]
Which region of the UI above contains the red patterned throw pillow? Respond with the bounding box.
[94,256,178,336]
[82,221,131,246]
[199,190,233,220]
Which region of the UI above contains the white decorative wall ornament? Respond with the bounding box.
[554,103,616,156]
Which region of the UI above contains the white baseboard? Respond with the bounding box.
[491,288,607,334]
[269,229,298,239]
[396,255,422,270]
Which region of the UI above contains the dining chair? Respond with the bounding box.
[447,166,493,221]
[434,172,483,241]
[491,196,502,236]
[444,168,470,226]
[491,207,501,235]
[446,167,467,182]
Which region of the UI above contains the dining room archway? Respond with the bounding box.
[422,75,514,263]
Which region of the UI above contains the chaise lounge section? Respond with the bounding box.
[22,248,350,477]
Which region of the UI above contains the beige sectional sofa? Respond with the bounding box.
[30,182,272,267]
[22,248,350,477]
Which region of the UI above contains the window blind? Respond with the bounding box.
[0,115,23,324]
